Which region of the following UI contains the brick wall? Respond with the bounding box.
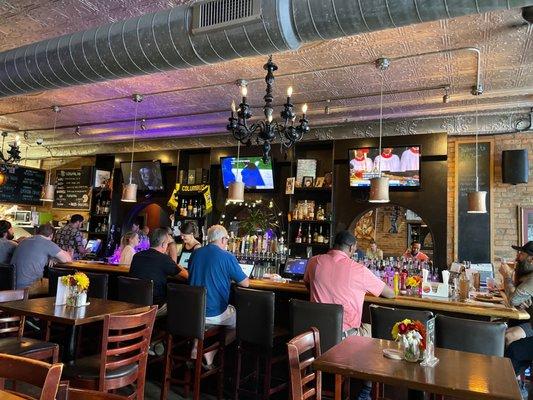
[447,132,533,264]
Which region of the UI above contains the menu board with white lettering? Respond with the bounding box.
[0,164,46,205]
[53,169,91,210]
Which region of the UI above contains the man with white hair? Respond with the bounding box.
[188,224,250,327]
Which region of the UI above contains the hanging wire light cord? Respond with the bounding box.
[129,100,140,185]
[475,97,479,191]
[378,69,385,175]
[48,110,59,185]
[236,139,241,182]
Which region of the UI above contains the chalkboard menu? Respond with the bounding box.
[0,164,46,205]
[456,141,492,263]
[53,168,91,209]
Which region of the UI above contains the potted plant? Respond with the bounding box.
[61,272,90,307]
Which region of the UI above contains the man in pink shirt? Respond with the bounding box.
[304,230,395,400]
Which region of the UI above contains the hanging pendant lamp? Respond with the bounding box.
[40,106,60,202]
[467,98,487,213]
[227,137,244,203]
[369,58,390,203]
[121,94,143,203]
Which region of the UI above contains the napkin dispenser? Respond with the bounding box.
[421,270,450,298]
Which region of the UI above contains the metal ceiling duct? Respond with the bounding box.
[0,0,531,97]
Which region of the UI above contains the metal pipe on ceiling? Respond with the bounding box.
[0,0,530,98]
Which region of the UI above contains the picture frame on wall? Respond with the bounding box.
[518,206,533,245]
[285,177,295,194]
[302,176,314,188]
[314,177,324,187]
[323,172,333,188]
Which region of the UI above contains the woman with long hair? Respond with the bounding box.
[177,222,201,268]
[118,231,139,266]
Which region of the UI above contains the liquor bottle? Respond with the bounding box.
[95,200,100,215]
[317,226,324,243]
[312,226,318,243]
[192,200,198,217]
[180,199,187,217]
[316,205,325,221]
[323,227,330,245]
[307,225,312,244]
[309,204,315,220]
[295,224,302,243]
[187,199,193,217]
[393,272,400,296]
[302,200,309,220]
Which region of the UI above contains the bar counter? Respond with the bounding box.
[61,261,530,321]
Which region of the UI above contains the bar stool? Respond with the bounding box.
[47,266,72,296]
[84,272,108,299]
[117,276,153,306]
[370,305,434,400]
[234,287,288,400]
[160,283,225,400]
[0,263,16,290]
[287,327,322,400]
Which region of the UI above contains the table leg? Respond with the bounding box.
[63,325,78,362]
[334,374,342,400]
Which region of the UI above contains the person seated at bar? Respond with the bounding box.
[502,242,533,346]
[304,230,394,400]
[403,240,429,262]
[13,224,72,296]
[161,226,178,263]
[129,228,188,314]
[131,221,149,251]
[177,222,201,268]
[0,220,17,264]
[54,214,87,260]
[118,231,139,266]
[188,224,249,327]
[366,239,383,261]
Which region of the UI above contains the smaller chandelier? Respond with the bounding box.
[227,55,310,162]
[0,132,21,164]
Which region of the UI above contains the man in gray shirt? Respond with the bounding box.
[12,224,72,296]
[0,220,17,264]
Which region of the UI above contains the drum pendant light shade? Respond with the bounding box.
[121,183,138,203]
[227,181,244,203]
[39,184,55,202]
[369,177,390,203]
[467,191,487,213]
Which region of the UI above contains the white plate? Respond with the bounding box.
[382,348,402,360]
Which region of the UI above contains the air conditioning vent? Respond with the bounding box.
[192,0,261,34]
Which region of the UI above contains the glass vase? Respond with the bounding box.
[66,287,86,307]
[401,340,421,363]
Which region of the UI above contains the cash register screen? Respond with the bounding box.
[85,239,101,254]
[284,258,308,276]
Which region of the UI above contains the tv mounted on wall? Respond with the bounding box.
[120,160,164,191]
[348,146,421,187]
[221,156,274,190]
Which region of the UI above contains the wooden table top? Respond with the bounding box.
[0,390,29,400]
[0,297,149,325]
[61,261,130,274]
[248,280,530,320]
[312,336,521,400]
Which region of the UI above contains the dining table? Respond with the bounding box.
[312,335,521,400]
[0,297,150,362]
[0,389,30,400]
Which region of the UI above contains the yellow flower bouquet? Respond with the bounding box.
[61,272,90,307]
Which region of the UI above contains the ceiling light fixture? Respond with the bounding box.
[443,86,450,103]
[140,118,147,131]
[40,105,60,202]
[0,131,21,164]
[467,97,487,213]
[121,94,143,203]
[227,55,309,163]
[227,140,244,203]
[369,58,390,204]
[74,126,80,136]
[324,99,331,115]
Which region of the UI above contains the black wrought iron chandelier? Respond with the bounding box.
[0,131,21,164]
[227,56,310,162]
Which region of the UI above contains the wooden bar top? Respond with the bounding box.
[60,262,529,320]
[313,335,521,400]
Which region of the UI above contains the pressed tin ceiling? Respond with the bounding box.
[0,1,532,158]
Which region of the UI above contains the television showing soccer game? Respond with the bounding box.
[348,146,421,187]
[120,160,164,191]
[221,156,274,189]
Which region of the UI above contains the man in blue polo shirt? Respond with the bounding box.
[188,224,249,327]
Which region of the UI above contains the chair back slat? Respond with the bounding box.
[0,353,63,400]
[287,327,322,400]
[98,306,157,392]
[0,289,27,338]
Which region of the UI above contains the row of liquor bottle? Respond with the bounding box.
[94,199,111,215]
[294,223,330,245]
[209,232,288,256]
[288,200,330,221]
[178,198,205,218]
[90,219,109,233]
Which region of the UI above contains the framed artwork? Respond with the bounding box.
[324,172,333,187]
[518,206,533,245]
[285,177,295,194]
[314,177,324,187]
[302,176,314,188]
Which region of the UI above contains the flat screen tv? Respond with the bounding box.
[120,160,164,191]
[348,146,421,187]
[221,156,274,189]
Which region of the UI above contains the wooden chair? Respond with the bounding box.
[56,383,126,400]
[287,327,322,400]
[0,289,59,363]
[63,305,157,400]
[0,353,63,400]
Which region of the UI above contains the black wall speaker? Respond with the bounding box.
[502,149,529,184]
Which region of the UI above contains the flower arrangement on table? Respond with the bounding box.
[61,272,90,307]
[406,276,422,296]
[391,319,426,362]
